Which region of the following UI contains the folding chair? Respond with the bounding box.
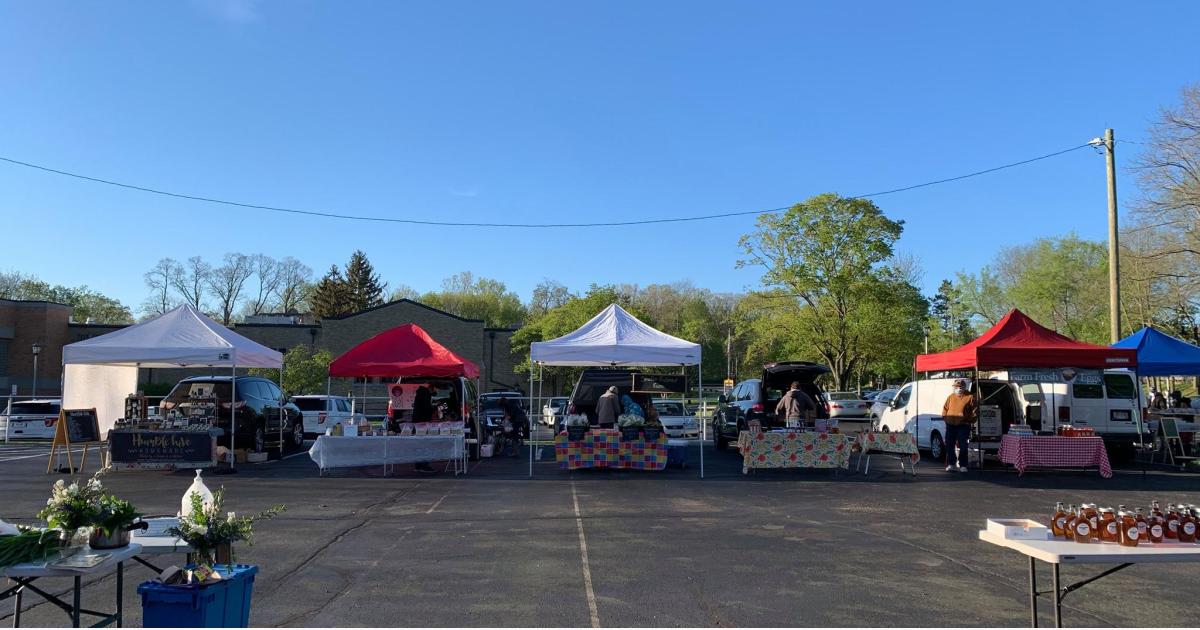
[1159,417,1199,469]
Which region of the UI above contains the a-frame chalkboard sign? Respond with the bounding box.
[46,408,101,474]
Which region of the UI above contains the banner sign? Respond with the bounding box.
[978,405,1003,437]
[1008,368,1102,385]
[108,430,216,468]
[631,374,687,394]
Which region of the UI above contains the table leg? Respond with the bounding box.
[72,576,81,628]
[13,583,22,628]
[1028,556,1038,627]
[116,561,123,628]
[1051,563,1062,628]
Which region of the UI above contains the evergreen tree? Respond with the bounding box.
[311,265,350,319]
[344,250,386,312]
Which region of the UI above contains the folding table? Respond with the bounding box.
[978,529,1200,627]
[1,543,140,628]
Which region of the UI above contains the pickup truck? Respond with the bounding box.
[291,395,363,438]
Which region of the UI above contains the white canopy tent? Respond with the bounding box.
[528,304,706,476]
[62,304,283,469]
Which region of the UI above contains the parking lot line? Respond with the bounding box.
[571,481,600,628]
[0,447,86,463]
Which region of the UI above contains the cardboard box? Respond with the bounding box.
[987,518,1051,540]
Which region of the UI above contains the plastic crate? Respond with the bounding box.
[138,564,258,628]
[667,439,688,468]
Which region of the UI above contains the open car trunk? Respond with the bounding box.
[761,361,831,422]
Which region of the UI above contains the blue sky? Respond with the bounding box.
[2,1,1197,313]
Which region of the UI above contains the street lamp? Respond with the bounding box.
[31,343,41,398]
[922,325,930,355]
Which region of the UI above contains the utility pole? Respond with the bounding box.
[725,328,732,379]
[1104,128,1121,343]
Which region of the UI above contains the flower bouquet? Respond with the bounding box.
[167,487,284,566]
[90,495,143,549]
[37,474,105,545]
[618,414,645,441]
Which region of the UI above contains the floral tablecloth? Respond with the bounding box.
[857,432,920,462]
[736,430,851,474]
[555,429,667,471]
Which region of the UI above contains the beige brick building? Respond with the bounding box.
[4,299,520,401]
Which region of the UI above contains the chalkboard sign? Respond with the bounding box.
[63,409,101,444]
[108,430,217,468]
[631,373,687,394]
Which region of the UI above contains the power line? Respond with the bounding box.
[0,143,1094,229]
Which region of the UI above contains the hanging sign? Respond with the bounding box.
[631,374,687,394]
[1009,368,1102,385]
[108,430,218,469]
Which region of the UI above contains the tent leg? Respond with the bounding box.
[230,363,237,471]
[280,364,285,455]
[699,365,704,479]
[529,366,535,477]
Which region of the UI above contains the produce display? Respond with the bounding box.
[1049,500,1200,547]
[0,526,66,569]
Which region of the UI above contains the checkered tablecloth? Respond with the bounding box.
[555,429,667,471]
[998,434,1112,478]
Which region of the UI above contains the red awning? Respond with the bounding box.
[328,324,480,378]
[915,309,1137,372]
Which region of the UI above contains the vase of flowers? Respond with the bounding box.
[618,414,645,441]
[37,475,105,546]
[166,487,284,567]
[89,495,143,549]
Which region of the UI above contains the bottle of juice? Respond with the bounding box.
[1072,508,1093,543]
[1099,508,1118,542]
[1151,500,1164,522]
[1063,505,1077,540]
[1082,503,1101,541]
[1134,508,1149,542]
[1179,506,1197,543]
[1165,504,1181,540]
[1148,510,1166,543]
[1051,502,1068,538]
[1118,509,1140,547]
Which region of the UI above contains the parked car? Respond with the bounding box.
[541,396,570,427]
[0,399,62,440]
[711,361,830,450]
[160,376,305,458]
[869,389,898,419]
[565,368,654,426]
[823,391,872,418]
[876,378,1024,461]
[479,391,526,438]
[291,395,363,438]
[652,399,699,438]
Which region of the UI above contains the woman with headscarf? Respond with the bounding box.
[596,386,622,428]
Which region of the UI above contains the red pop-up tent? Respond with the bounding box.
[329,324,480,378]
[915,309,1137,371]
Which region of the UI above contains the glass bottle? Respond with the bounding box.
[1148,509,1166,543]
[1134,508,1149,542]
[1099,508,1118,543]
[1165,504,1181,540]
[1179,506,1197,543]
[1072,507,1093,543]
[1118,510,1140,547]
[1082,503,1101,541]
[1051,502,1067,538]
[1063,504,1078,540]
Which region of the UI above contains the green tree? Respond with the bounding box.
[311,265,351,319]
[738,193,916,390]
[420,272,527,328]
[249,345,334,395]
[344,250,386,312]
[0,273,133,324]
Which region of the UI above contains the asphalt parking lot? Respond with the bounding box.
[2,439,1198,628]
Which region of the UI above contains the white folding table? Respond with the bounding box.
[1,543,141,628]
[979,529,1200,627]
[309,434,467,476]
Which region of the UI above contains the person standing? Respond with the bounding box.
[499,397,528,457]
[411,385,435,472]
[596,386,622,428]
[775,381,816,428]
[941,379,977,472]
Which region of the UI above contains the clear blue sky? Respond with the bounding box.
[2,1,1197,313]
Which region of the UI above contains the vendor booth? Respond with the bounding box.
[915,309,1137,477]
[528,304,704,476]
[61,304,283,471]
[310,324,478,475]
[1113,326,1200,466]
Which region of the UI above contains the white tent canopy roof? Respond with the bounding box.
[530,304,701,366]
[62,304,283,368]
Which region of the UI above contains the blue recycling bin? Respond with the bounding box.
[666,439,688,468]
[138,564,258,627]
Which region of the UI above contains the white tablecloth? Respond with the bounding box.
[309,435,464,472]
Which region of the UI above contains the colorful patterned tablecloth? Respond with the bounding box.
[998,434,1112,478]
[857,432,920,462]
[736,430,850,474]
[555,429,667,471]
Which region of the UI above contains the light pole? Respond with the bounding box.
[31,343,41,398]
[922,325,930,355]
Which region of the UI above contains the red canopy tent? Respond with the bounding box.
[915,309,1137,371]
[329,324,480,378]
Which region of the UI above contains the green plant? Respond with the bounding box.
[37,474,105,537]
[617,414,645,428]
[166,488,284,563]
[0,527,65,569]
[94,495,140,536]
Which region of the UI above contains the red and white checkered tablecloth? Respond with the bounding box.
[998,435,1112,478]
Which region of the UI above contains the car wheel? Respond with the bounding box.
[290,421,305,450]
[930,431,945,463]
[879,424,889,433]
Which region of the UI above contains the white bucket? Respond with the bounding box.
[480,444,495,458]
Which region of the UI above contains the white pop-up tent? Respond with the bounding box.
[62,304,283,469]
[528,304,706,476]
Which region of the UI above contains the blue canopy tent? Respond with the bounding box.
[1113,326,1200,376]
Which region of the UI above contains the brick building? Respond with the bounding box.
[3,298,521,399]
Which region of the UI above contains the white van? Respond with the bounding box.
[290,395,362,438]
[877,371,1144,461]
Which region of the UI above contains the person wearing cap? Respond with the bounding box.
[596,386,622,428]
[941,379,977,472]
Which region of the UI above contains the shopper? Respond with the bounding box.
[775,381,816,428]
[596,386,622,428]
[499,397,528,457]
[411,385,435,472]
[941,379,977,472]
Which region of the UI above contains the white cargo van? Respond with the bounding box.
[876,378,1025,462]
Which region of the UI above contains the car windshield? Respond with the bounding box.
[8,402,59,415]
[653,402,685,416]
[481,397,523,412]
[292,398,326,412]
[828,392,858,401]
